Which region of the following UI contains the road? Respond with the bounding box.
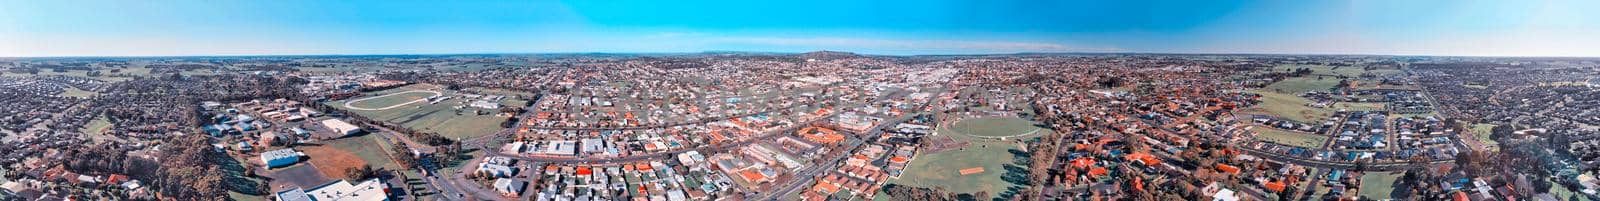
[482,112,840,164]
[759,115,913,200]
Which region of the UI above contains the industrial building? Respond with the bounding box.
[320,118,363,137]
[274,178,389,201]
[260,148,304,168]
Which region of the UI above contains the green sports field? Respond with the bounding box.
[888,125,1034,198]
[949,117,1042,138]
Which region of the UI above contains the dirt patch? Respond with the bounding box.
[299,145,368,179]
[958,167,985,175]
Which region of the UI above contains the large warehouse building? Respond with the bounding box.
[260,148,304,168]
[320,119,363,137]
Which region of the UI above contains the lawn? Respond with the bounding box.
[1266,77,1340,94]
[59,87,97,98]
[79,115,111,134]
[1253,127,1328,148]
[1243,90,1333,123]
[888,128,1030,198]
[1358,171,1401,200]
[949,117,1042,138]
[329,84,515,139]
[1471,123,1498,148]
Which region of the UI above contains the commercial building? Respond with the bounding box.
[493,178,525,198]
[275,178,389,201]
[320,119,362,137]
[261,148,304,168]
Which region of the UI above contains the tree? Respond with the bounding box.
[345,164,375,181]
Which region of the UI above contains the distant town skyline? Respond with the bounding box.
[3,0,1599,57]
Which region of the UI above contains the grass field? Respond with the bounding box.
[1333,102,1386,111]
[348,90,438,109]
[329,84,514,139]
[1471,123,1498,147]
[1243,90,1332,123]
[1266,77,1340,94]
[331,134,404,170]
[79,116,111,134]
[1358,171,1401,200]
[59,87,97,98]
[950,117,1041,138]
[1253,127,1328,148]
[888,127,1030,197]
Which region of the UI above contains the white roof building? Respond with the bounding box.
[320,119,362,137]
[545,141,577,155]
[306,178,389,201]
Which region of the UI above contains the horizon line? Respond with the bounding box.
[4,50,1599,59]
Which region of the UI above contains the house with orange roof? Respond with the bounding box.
[1088,167,1110,178]
[739,169,770,184]
[1126,152,1161,166]
[1215,164,1241,174]
[1263,181,1286,192]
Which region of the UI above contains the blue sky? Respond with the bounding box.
[3,0,1598,57]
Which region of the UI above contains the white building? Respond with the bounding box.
[261,148,304,168]
[275,178,388,201]
[320,119,362,137]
